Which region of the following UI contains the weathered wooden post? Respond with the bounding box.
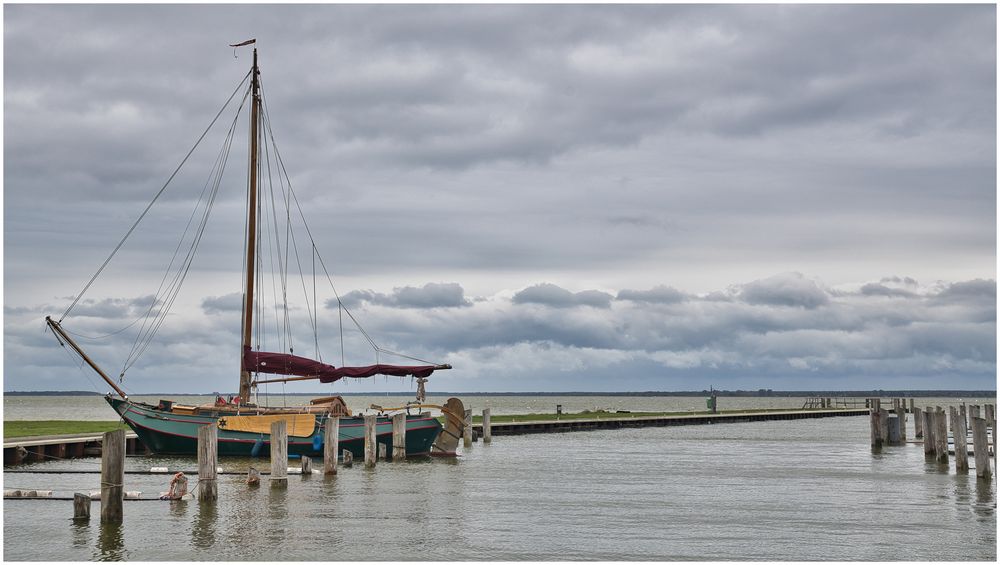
[100,429,125,523]
[870,401,881,449]
[960,403,967,429]
[952,406,969,473]
[342,449,354,467]
[364,414,377,467]
[73,493,91,520]
[324,417,339,475]
[482,408,492,444]
[378,443,387,461]
[972,417,993,479]
[923,408,935,457]
[270,420,288,486]
[909,398,915,413]
[887,414,901,444]
[913,406,923,438]
[246,467,260,486]
[197,424,218,501]
[301,456,312,475]
[934,408,949,464]
[971,405,981,419]
[879,408,890,446]
[865,398,870,409]
[463,409,473,448]
[895,405,906,442]
[392,412,407,461]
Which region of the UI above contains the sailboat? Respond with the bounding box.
[44,43,465,458]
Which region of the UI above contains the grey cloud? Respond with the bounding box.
[331,283,472,309]
[201,293,243,315]
[737,273,829,309]
[512,283,613,309]
[616,285,688,304]
[859,283,917,298]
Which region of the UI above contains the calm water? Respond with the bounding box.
[2,416,996,560]
[3,394,993,421]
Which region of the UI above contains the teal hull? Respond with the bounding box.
[107,397,442,458]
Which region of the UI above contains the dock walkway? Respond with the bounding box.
[471,408,867,436]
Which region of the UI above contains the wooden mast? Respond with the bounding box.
[239,48,261,404]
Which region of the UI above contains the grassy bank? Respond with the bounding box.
[4,420,129,439]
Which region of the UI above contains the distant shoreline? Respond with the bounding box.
[4,389,996,397]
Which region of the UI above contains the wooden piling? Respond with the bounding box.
[909,398,915,413]
[392,412,406,461]
[887,414,901,444]
[869,404,879,448]
[879,408,890,446]
[972,416,992,479]
[301,456,312,475]
[923,408,935,457]
[246,467,260,486]
[378,443,387,461]
[324,417,339,475]
[895,405,906,442]
[913,406,923,438]
[463,409,473,448]
[483,408,492,444]
[342,449,353,468]
[934,408,949,464]
[270,420,288,486]
[952,406,968,473]
[364,415,377,467]
[197,424,218,501]
[100,429,125,523]
[73,493,91,520]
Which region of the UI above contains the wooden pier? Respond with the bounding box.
[4,431,149,465]
[469,408,867,436]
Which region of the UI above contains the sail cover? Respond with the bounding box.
[243,347,439,383]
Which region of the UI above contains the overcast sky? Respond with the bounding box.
[4,4,996,394]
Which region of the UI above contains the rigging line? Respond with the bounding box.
[258,82,383,356]
[257,90,295,352]
[60,70,252,322]
[123,85,252,369]
[122,92,246,371]
[373,348,439,366]
[261,120,286,353]
[313,243,319,360]
[258,105,377,352]
[62,315,145,340]
[122,101,243,373]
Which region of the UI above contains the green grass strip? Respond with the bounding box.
[3,420,129,439]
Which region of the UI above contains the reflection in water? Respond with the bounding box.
[70,520,90,550]
[975,476,995,509]
[264,483,289,549]
[94,521,126,561]
[168,499,188,519]
[191,501,217,550]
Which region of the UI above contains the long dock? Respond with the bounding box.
[4,431,148,465]
[470,408,867,436]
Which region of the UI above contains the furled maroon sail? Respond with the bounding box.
[243,346,441,383]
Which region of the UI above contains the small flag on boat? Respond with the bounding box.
[229,39,256,47]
